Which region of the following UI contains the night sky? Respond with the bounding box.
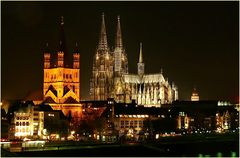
[1,1,239,102]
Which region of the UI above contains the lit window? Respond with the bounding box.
[48,114,54,117]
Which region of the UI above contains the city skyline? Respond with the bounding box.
[1,1,239,102]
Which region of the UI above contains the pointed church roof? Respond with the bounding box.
[115,15,123,49]
[57,16,71,68]
[44,42,50,54]
[98,13,108,51]
[58,16,67,53]
[73,42,80,53]
[139,42,143,63]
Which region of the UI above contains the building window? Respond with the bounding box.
[19,122,21,126]
[66,74,68,79]
[134,120,138,128]
[16,122,19,126]
[26,122,29,126]
[139,120,143,128]
[23,122,25,126]
[120,120,124,128]
[17,117,19,120]
[130,121,133,128]
[125,121,129,128]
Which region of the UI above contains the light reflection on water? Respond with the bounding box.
[198,151,237,157]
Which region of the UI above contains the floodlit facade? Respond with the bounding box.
[90,14,178,107]
[191,88,199,101]
[13,103,69,140]
[43,17,82,120]
[14,105,44,139]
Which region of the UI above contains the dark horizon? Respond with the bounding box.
[1,1,239,103]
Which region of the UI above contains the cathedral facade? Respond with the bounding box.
[43,17,82,120]
[90,14,178,107]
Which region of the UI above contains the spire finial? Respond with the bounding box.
[61,16,64,25]
[75,42,78,47]
[139,42,143,63]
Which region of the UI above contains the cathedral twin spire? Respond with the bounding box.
[98,13,124,51]
[98,13,108,51]
[115,16,123,49]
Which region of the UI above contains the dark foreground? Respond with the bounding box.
[4,139,238,157]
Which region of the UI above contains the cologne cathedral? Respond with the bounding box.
[90,14,178,107]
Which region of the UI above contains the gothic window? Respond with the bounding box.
[16,122,19,126]
[66,74,68,79]
[23,122,25,126]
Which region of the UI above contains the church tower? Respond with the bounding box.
[90,13,114,100]
[114,15,128,77]
[43,16,81,120]
[137,42,144,76]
